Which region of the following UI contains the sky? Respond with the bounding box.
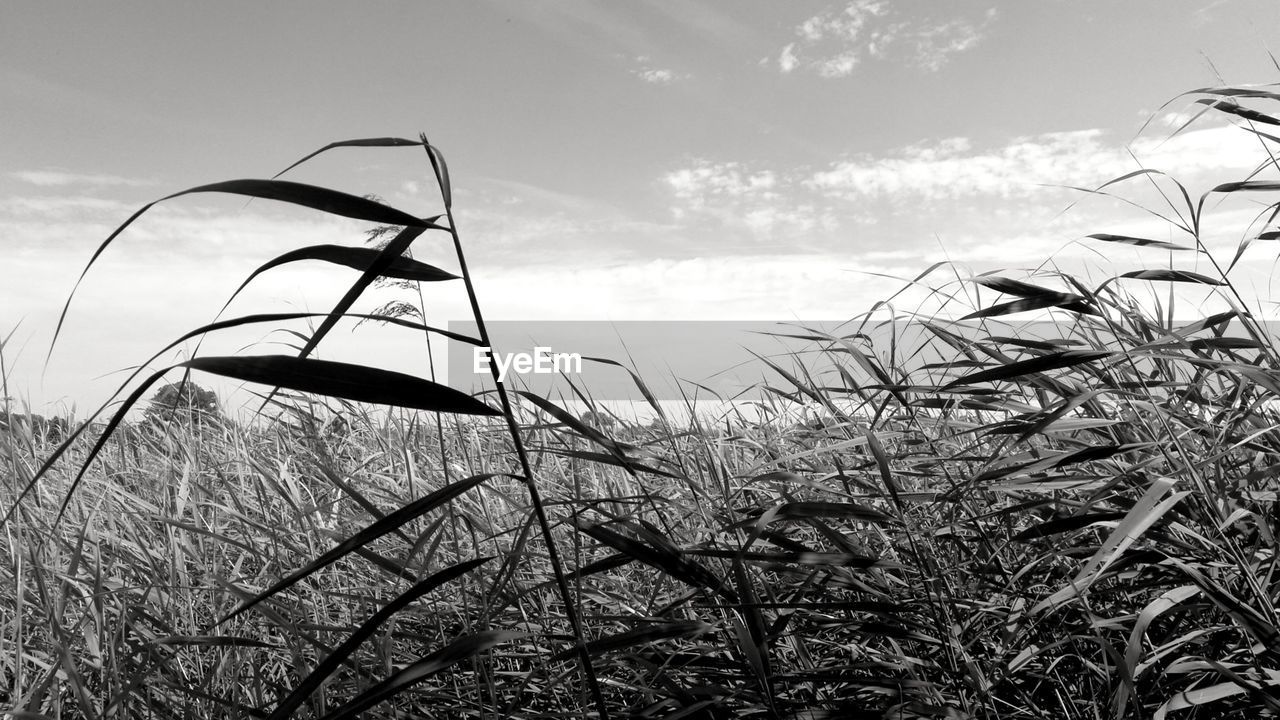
[4,0,1280,418]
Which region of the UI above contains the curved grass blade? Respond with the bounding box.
[1119,269,1225,285]
[289,224,433,365]
[730,501,897,529]
[82,310,480,427]
[1114,585,1200,715]
[1032,477,1188,614]
[1086,233,1193,252]
[186,355,499,415]
[981,444,1142,482]
[1226,229,1280,273]
[942,350,1113,389]
[165,312,482,353]
[267,557,493,720]
[319,631,526,720]
[50,180,437,360]
[153,635,276,648]
[225,244,457,309]
[425,141,452,211]
[1175,310,1237,336]
[1186,336,1263,351]
[1164,556,1280,649]
[1152,667,1280,719]
[971,276,1062,297]
[1212,180,1280,193]
[272,137,425,179]
[583,356,668,423]
[219,473,504,625]
[960,293,1092,321]
[1012,512,1127,541]
[578,520,736,602]
[516,391,630,461]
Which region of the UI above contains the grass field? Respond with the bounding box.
[6,83,1280,719]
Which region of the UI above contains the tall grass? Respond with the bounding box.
[6,80,1280,718]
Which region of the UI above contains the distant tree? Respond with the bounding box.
[145,380,221,427]
[0,411,71,444]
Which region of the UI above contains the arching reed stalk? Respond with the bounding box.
[6,136,608,718]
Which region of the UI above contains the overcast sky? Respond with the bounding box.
[4,1,1280,416]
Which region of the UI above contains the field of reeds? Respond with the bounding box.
[6,82,1280,719]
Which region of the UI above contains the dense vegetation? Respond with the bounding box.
[6,82,1280,718]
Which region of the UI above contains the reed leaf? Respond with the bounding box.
[219,473,501,625]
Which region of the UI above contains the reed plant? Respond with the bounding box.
[5,80,1280,718]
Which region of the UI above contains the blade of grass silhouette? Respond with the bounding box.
[971,276,1067,298]
[577,520,736,603]
[1086,234,1194,252]
[48,179,436,364]
[318,631,526,720]
[1226,220,1280,274]
[1118,269,1226,285]
[960,294,1094,321]
[226,244,458,307]
[272,137,424,179]
[214,245,460,334]
[499,553,633,612]
[942,350,1113,390]
[267,557,494,720]
[426,144,452,210]
[288,226,431,362]
[1012,512,1129,542]
[188,355,499,414]
[217,473,501,626]
[583,356,669,424]
[517,391,631,461]
[248,223,437,415]
[1056,169,1195,235]
[113,312,480,408]
[1032,478,1188,614]
[1194,97,1280,126]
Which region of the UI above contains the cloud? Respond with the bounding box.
[664,160,847,245]
[806,124,1264,202]
[662,120,1275,269]
[778,43,800,73]
[777,2,996,76]
[637,68,678,84]
[666,161,779,207]
[630,56,690,84]
[11,169,153,187]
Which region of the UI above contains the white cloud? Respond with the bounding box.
[11,170,153,187]
[638,68,677,84]
[661,119,1278,277]
[666,161,779,207]
[778,2,995,77]
[630,56,690,84]
[778,43,800,74]
[806,124,1266,202]
[664,160,843,240]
